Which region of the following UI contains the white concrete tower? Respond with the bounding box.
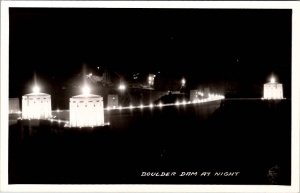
[263,76,284,99]
[69,85,104,127]
[22,85,52,119]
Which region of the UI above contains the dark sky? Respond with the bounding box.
[9,8,291,97]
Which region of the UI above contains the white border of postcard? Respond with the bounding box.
[1,1,299,192]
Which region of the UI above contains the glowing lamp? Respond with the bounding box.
[181,78,186,86]
[82,85,91,95]
[270,76,276,83]
[118,84,126,91]
[32,85,40,93]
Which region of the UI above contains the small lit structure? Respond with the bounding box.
[69,86,104,127]
[9,98,20,114]
[148,74,155,86]
[263,76,284,100]
[22,85,52,119]
[107,94,118,108]
[190,90,205,101]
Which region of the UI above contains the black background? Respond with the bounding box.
[9,8,291,98]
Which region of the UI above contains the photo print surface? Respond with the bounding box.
[8,7,291,185]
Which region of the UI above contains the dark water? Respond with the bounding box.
[9,99,291,185]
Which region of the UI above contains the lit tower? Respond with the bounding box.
[69,85,104,127]
[22,85,52,119]
[263,76,284,100]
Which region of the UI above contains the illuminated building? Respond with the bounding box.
[22,86,52,119]
[148,74,155,86]
[263,76,284,99]
[69,86,104,127]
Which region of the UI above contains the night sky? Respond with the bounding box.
[9,8,291,97]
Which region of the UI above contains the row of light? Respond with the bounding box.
[16,94,224,114]
[104,94,225,111]
[17,115,110,127]
[49,118,110,127]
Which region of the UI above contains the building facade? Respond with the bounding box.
[263,83,284,99]
[69,94,104,127]
[22,93,52,119]
[107,94,118,108]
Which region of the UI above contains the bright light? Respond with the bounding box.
[182,100,186,105]
[159,102,163,107]
[57,109,60,113]
[198,92,204,97]
[176,101,180,106]
[118,84,126,91]
[270,76,276,83]
[181,78,186,86]
[32,85,40,93]
[149,103,153,108]
[129,105,133,109]
[107,106,111,111]
[140,104,144,109]
[148,74,155,86]
[82,85,91,95]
